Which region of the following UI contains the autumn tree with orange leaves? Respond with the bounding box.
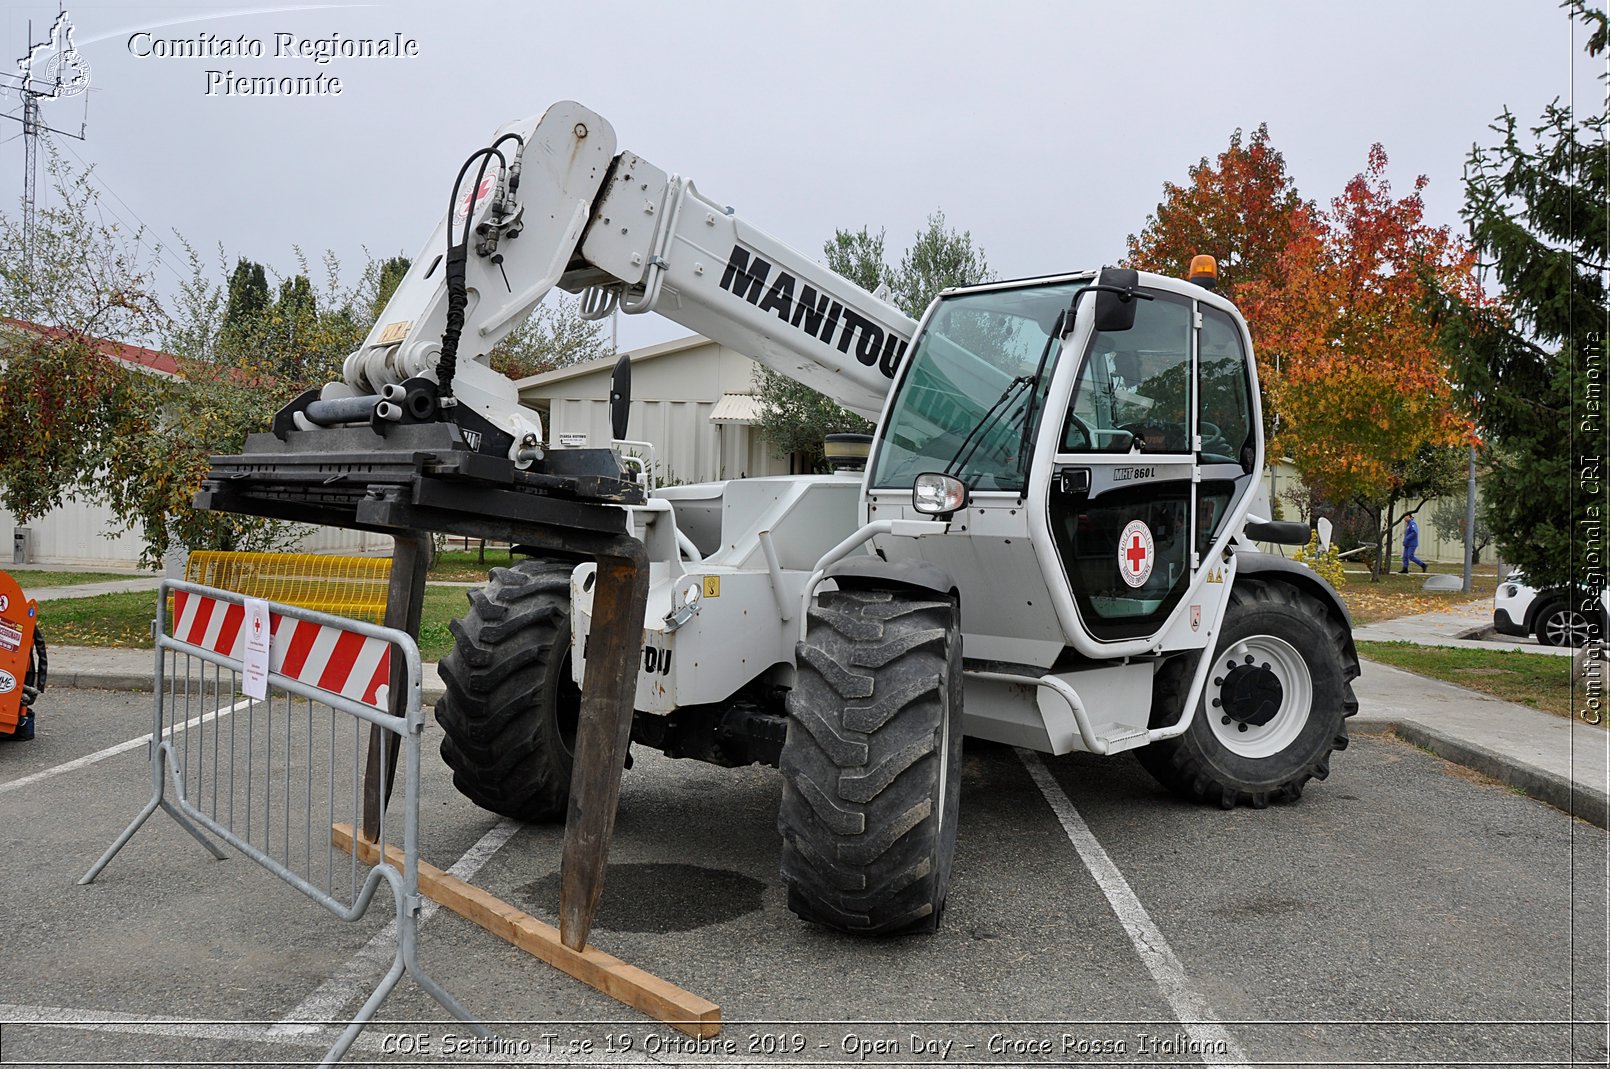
[1132,134,1481,579]
[1248,147,1480,575]
[1126,123,1312,300]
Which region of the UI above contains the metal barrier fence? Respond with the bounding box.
[81,579,485,1066]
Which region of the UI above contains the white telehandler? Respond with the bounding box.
[205,101,1359,940]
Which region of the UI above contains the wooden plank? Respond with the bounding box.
[332,823,721,1038]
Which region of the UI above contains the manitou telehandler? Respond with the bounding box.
[201,101,1359,943]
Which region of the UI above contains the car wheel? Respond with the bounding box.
[1534,602,1600,648]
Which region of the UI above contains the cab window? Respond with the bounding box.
[1198,306,1254,470]
[1060,290,1193,454]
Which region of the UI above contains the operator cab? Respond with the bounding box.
[864,261,1261,655]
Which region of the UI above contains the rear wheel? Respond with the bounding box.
[1136,579,1357,809]
[778,588,962,935]
[435,559,582,822]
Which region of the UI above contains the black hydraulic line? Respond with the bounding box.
[438,146,507,403]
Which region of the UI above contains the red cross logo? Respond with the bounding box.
[1125,533,1148,574]
[1118,519,1154,588]
[456,174,496,218]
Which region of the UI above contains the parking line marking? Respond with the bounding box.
[1018,749,1252,1069]
[0,698,252,797]
[269,817,521,1035]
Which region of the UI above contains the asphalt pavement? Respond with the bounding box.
[28,586,1610,832]
[0,690,1604,1066]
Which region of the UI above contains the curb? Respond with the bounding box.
[1356,715,1609,831]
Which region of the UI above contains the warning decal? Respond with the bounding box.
[1118,519,1155,589]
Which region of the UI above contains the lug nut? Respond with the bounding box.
[1238,723,1248,732]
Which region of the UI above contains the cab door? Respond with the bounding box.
[1046,287,1198,643]
[1044,290,1260,648]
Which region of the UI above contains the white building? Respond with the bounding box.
[517,334,791,485]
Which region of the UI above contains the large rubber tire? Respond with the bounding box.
[778,588,963,936]
[435,559,582,822]
[1136,579,1358,809]
[1534,601,1601,648]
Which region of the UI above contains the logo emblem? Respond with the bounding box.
[0,594,8,612]
[1118,519,1154,588]
[0,669,14,694]
[9,11,90,100]
[455,173,497,219]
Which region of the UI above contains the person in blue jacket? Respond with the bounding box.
[1400,514,1427,573]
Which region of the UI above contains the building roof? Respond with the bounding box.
[709,393,762,425]
[515,333,709,392]
[0,317,181,378]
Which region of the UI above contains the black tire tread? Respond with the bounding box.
[435,559,578,823]
[778,588,959,936]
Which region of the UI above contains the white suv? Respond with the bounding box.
[1493,574,1607,647]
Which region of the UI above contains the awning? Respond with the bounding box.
[709,393,763,425]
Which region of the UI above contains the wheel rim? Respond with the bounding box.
[1545,609,1593,647]
[1207,634,1313,759]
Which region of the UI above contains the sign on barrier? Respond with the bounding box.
[81,580,486,1066]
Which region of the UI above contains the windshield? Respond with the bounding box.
[869,280,1087,492]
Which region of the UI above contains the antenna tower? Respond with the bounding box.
[5,8,90,277]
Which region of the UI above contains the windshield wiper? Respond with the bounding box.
[1011,308,1070,483]
[944,374,1033,477]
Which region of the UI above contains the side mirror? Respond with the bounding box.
[1093,268,1141,333]
[609,353,631,441]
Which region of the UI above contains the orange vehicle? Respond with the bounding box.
[0,569,45,741]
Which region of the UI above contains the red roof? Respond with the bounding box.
[1,317,181,377]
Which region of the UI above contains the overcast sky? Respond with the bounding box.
[0,0,1594,353]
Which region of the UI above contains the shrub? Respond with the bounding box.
[1293,532,1346,588]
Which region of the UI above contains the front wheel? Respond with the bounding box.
[1535,602,1600,648]
[1136,579,1358,809]
[778,588,963,935]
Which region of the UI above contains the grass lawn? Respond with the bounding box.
[39,585,476,662]
[1338,564,1497,625]
[427,547,520,582]
[1355,640,1597,726]
[5,570,154,588]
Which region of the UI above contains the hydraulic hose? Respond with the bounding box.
[438,146,507,402]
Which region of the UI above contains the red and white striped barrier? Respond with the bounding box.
[170,589,393,711]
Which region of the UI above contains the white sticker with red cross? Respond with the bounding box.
[1118,519,1155,588]
[455,173,497,220]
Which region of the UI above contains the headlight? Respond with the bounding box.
[913,472,968,516]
